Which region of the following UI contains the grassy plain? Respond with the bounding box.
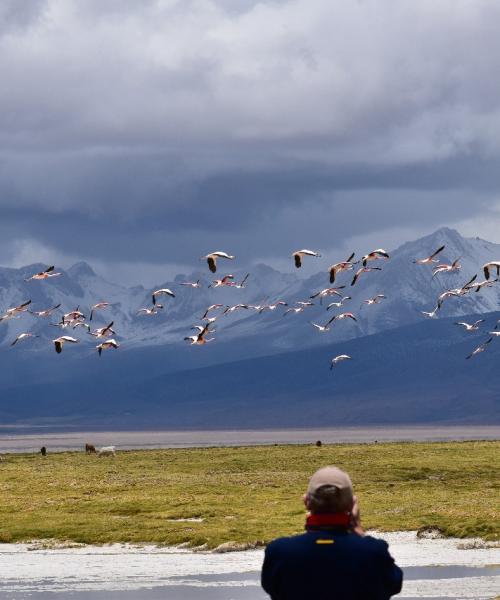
[0,441,498,548]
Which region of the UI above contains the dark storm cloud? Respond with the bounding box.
[2,0,500,281]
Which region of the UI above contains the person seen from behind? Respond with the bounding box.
[261,466,403,599]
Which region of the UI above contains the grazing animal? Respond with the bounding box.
[85,443,96,454]
[40,446,47,456]
[98,446,116,457]
[315,440,322,448]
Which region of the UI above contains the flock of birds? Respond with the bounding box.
[2,248,500,368]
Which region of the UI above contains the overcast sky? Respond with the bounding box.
[2,0,500,284]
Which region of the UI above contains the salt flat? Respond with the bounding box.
[0,532,498,599]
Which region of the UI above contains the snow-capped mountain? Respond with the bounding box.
[1,227,500,430]
[1,227,499,358]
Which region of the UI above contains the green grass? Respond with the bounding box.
[0,441,498,548]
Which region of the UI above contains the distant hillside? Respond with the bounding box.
[1,310,499,429]
[1,227,500,430]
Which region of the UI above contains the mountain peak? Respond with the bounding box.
[67,262,96,278]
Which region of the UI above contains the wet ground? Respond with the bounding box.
[0,533,498,599]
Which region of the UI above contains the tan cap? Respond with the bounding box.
[307,466,353,513]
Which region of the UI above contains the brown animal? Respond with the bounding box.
[85,443,96,454]
[40,446,47,456]
[315,440,322,447]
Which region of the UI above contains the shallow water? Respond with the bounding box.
[0,425,498,454]
[2,566,500,600]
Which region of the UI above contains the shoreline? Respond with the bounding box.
[1,425,499,454]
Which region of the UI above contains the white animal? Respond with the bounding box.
[326,297,351,310]
[362,249,389,267]
[455,320,485,332]
[179,280,201,288]
[25,265,61,281]
[292,249,321,268]
[330,355,352,369]
[11,333,39,346]
[363,295,386,306]
[432,257,461,277]
[53,336,79,354]
[152,289,175,305]
[351,267,382,286]
[29,304,61,317]
[90,302,111,321]
[202,251,235,273]
[483,261,500,280]
[98,446,116,457]
[413,245,445,265]
[96,339,119,356]
[328,253,356,283]
[466,338,493,360]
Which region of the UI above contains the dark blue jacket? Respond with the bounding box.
[261,529,403,600]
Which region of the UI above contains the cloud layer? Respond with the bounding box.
[1,0,500,282]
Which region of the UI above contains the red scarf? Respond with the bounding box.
[306,513,351,529]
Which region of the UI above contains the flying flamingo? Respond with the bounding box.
[90,322,115,338]
[201,304,224,319]
[455,320,485,332]
[292,249,321,268]
[413,245,445,265]
[362,249,389,267]
[363,294,386,306]
[310,286,346,303]
[223,304,250,315]
[89,302,111,320]
[96,339,119,356]
[202,252,235,273]
[311,315,336,332]
[11,333,39,346]
[25,266,61,281]
[179,280,201,288]
[466,338,493,360]
[137,305,163,316]
[332,312,357,322]
[152,288,175,305]
[52,336,79,354]
[230,273,250,289]
[184,323,214,345]
[483,261,500,280]
[326,297,351,310]
[283,306,306,316]
[328,253,356,283]
[351,267,382,286]
[258,301,288,313]
[209,275,235,288]
[432,258,461,277]
[28,304,61,317]
[330,355,352,369]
